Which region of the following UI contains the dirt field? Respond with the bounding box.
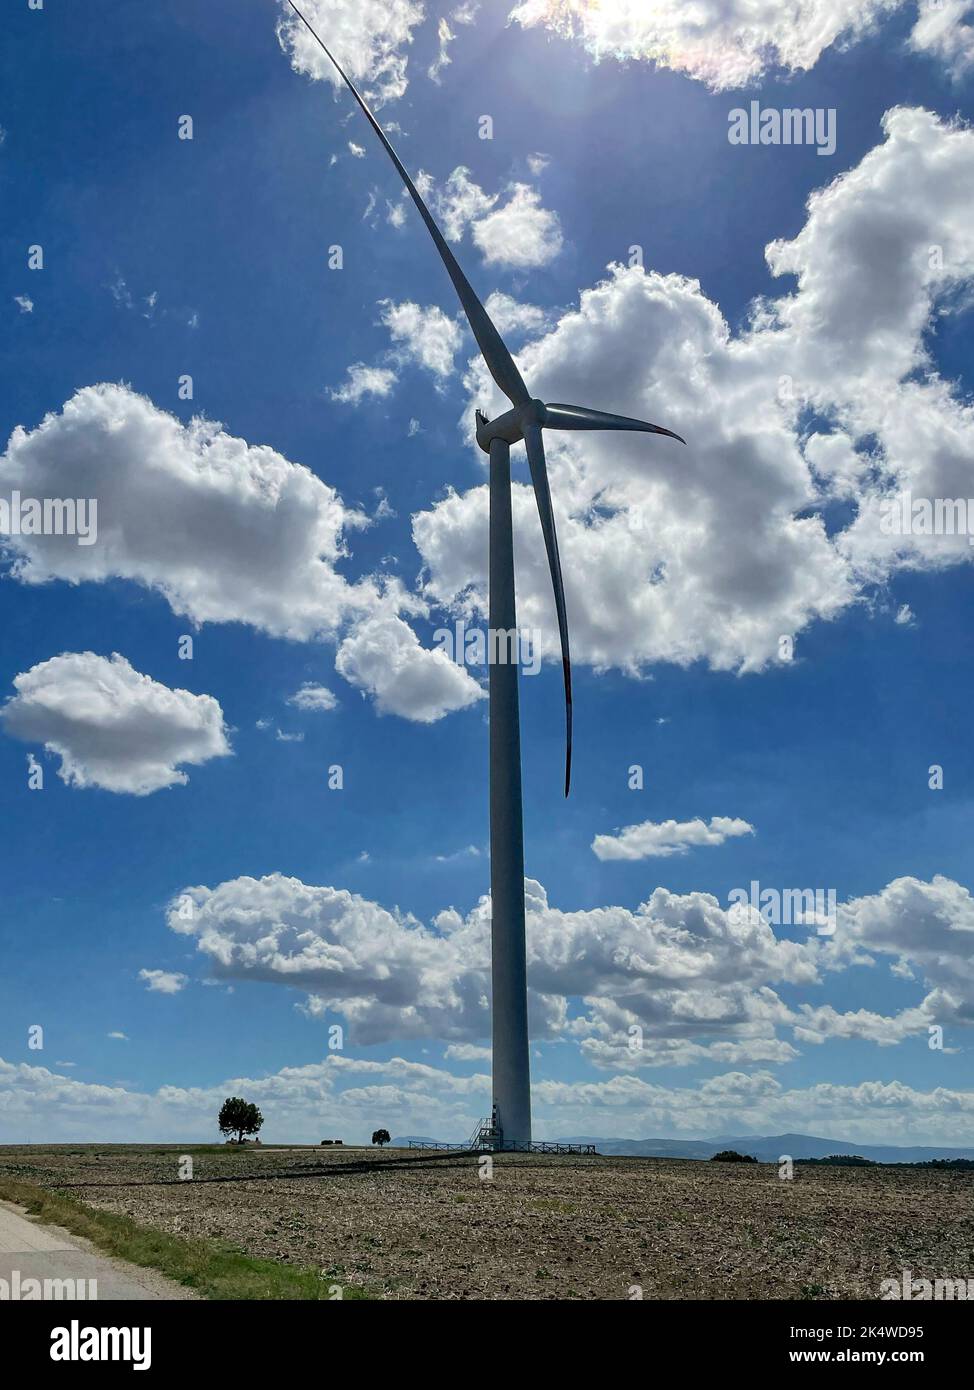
[1,1144,971,1300]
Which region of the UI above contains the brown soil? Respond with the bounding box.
[2,1144,971,1300]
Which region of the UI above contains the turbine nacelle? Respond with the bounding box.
[476,400,545,451]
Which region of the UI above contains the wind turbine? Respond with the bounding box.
[284,0,685,1148]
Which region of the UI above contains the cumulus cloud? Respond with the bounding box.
[138,969,189,994]
[164,866,974,1066]
[287,682,338,712]
[380,299,462,379]
[509,0,973,90]
[418,166,562,269]
[3,1051,973,1145]
[444,1042,492,1061]
[330,301,463,408]
[413,108,974,676]
[484,291,549,338]
[0,1053,489,1145]
[1,652,231,794]
[0,384,477,728]
[336,606,485,721]
[471,183,563,268]
[276,0,425,105]
[329,362,398,403]
[592,815,755,861]
[0,384,375,643]
[168,873,493,1045]
[829,875,974,1020]
[343,172,560,403]
[910,0,974,77]
[167,871,812,1059]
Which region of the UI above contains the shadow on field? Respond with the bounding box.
[47,1149,516,1189]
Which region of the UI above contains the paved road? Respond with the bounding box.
[0,1200,196,1300]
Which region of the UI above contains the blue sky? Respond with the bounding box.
[1,0,973,1145]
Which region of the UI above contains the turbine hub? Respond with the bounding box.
[475,399,546,453]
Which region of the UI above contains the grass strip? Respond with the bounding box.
[0,1177,370,1300]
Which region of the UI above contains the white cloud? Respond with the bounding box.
[0,384,376,643]
[336,607,485,722]
[4,1050,973,1145]
[165,866,974,1066]
[910,0,974,78]
[832,874,974,1008]
[138,969,189,995]
[419,167,562,268]
[169,873,493,1045]
[421,166,496,240]
[287,682,338,712]
[276,0,425,106]
[444,1043,491,1061]
[509,0,973,90]
[13,295,33,314]
[414,108,974,676]
[0,1053,489,1145]
[0,384,503,729]
[380,298,462,378]
[1,652,231,795]
[329,362,398,403]
[107,1032,128,1041]
[428,4,479,83]
[471,183,563,268]
[592,816,755,861]
[167,871,811,1059]
[484,291,548,338]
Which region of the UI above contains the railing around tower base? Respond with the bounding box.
[406,1127,597,1156]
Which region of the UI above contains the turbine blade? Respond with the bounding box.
[283,0,529,408]
[523,423,573,797]
[544,402,686,445]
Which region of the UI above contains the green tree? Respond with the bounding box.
[219,1096,264,1144]
[372,1128,391,1147]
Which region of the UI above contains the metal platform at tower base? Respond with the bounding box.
[406,1115,597,1155]
[405,1139,597,1154]
[490,1140,598,1154]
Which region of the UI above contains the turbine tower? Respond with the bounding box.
[285,1,684,1148]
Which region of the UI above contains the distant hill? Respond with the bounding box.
[713,1133,974,1164]
[394,1131,974,1163]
